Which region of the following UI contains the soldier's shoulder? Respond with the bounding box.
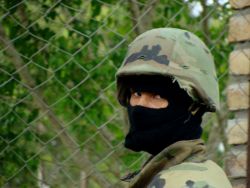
[148,160,232,188]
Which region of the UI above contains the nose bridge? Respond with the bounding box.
[138,93,149,106]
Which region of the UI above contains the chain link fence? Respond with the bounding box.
[0,0,248,187]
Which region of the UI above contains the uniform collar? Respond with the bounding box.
[121,139,206,188]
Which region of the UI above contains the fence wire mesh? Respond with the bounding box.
[0,0,248,187]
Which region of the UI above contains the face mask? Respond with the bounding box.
[124,104,203,155]
[122,75,204,155]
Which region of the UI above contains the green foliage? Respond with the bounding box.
[0,0,231,187]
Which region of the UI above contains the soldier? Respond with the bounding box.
[116,28,232,187]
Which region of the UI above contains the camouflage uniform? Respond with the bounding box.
[116,28,232,188]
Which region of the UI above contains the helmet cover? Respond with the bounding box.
[116,28,219,112]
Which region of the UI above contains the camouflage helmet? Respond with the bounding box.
[116,28,219,112]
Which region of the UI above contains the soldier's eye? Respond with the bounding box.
[130,89,142,97]
[133,91,141,97]
[154,94,162,99]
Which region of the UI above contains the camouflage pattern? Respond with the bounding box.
[116,28,219,112]
[123,139,232,188]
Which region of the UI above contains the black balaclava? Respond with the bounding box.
[123,75,205,155]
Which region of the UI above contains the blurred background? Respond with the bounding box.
[0,0,248,187]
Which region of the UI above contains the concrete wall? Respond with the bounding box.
[226,0,250,187]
